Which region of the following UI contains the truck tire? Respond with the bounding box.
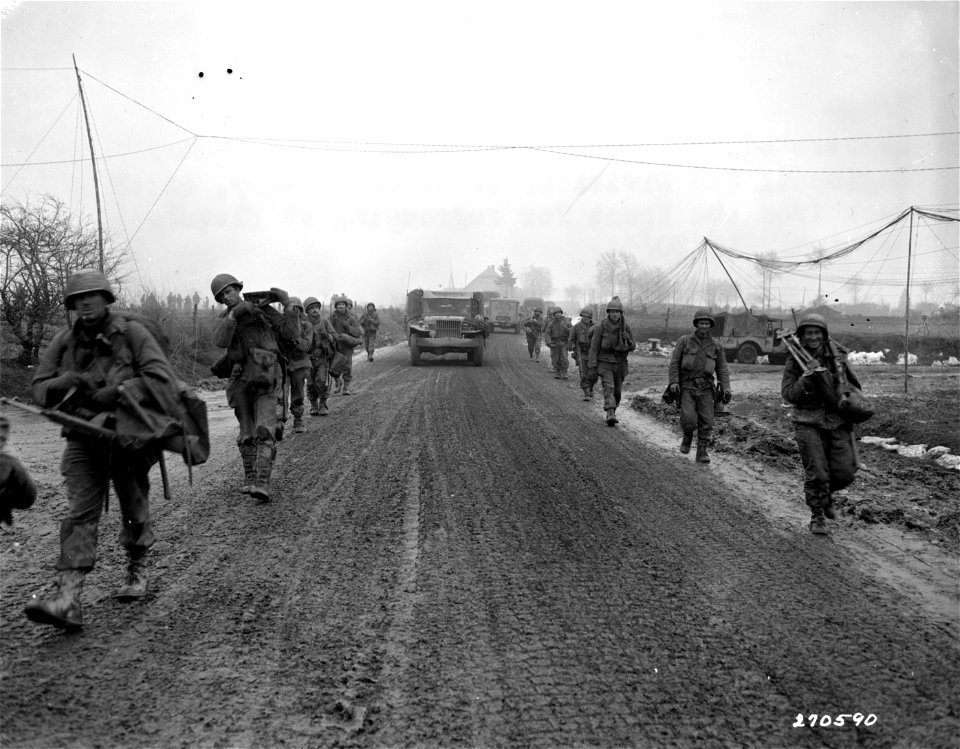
[737,342,760,364]
[473,339,485,367]
[410,334,421,366]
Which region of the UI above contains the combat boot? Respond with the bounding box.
[318,401,329,416]
[809,512,829,535]
[24,570,85,631]
[696,444,710,463]
[605,409,618,426]
[333,378,343,394]
[239,444,257,495]
[822,494,837,520]
[248,443,273,502]
[582,388,591,401]
[309,399,320,416]
[680,431,693,454]
[342,383,350,395]
[293,416,305,433]
[115,554,148,601]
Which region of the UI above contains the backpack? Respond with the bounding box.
[111,312,210,467]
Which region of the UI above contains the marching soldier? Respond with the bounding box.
[359,302,380,362]
[568,308,596,400]
[304,297,337,416]
[587,297,636,426]
[25,269,177,630]
[667,309,732,464]
[329,295,362,395]
[543,307,572,379]
[522,307,545,361]
[211,274,299,502]
[280,297,313,433]
[781,313,862,535]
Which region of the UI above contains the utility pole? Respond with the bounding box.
[73,54,104,271]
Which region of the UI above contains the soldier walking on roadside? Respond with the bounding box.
[280,297,313,433]
[329,296,362,395]
[543,307,572,379]
[359,302,380,362]
[304,297,337,416]
[667,309,732,464]
[587,297,636,426]
[569,308,596,400]
[212,274,299,502]
[0,415,38,530]
[25,269,178,630]
[781,313,862,535]
[522,307,545,361]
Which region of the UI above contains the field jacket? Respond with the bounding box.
[781,343,862,428]
[587,317,636,368]
[542,317,571,347]
[359,310,380,333]
[330,310,362,349]
[568,320,595,354]
[214,304,299,368]
[308,317,338,363]
[32,312,175,439]
[522,315,544,336]
[669,334,730,391]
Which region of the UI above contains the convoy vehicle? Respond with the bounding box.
[406,289,488,366]
[519,297,546,322]
[713,310,789,364]
[484,298,521,333]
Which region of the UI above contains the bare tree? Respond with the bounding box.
[595,251,622,298]
[1,195,124,363]
[618,252,644,309]
[521,266,553,298]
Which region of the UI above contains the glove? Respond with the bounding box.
[270,287,290,306]
[48,371,95,397]
[89,385,121,409]
[232,300,255,319]
[587,367,598,380]
[668,383,680,396]
[722,389,733,404]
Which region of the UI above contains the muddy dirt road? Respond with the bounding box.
[2,334,957,748]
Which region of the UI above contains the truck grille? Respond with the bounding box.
[435,319,462,338]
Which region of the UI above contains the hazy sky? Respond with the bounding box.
[2,1,957,309]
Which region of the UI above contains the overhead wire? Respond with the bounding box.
[1,93,77,194]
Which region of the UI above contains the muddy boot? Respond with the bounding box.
[293,416,305,433]
[24,570,85,631]
[582,388,591,401]
[115,554,148,601]
[309,399,320,416]
[822,494,837,520]
[318,400,329,416]
[809,510,829,535]
[605,409,618,426]
[239,444,257,495]
[342,383,350,396]
[680,431,693,454]
[248,444,273,502]
[696,443,710,463]
[333,378,342,394]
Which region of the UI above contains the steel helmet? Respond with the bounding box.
[606,296,623,312]
[692,308,716,328]
[64,269,115,309]
[553,307,564,315]
[211,273,242,302]
[579,307,593,318]
[303,296,322,311]
[797,313,829,337]
[332,293,350,308]
[534,307,542,314]
[288,296,304,310]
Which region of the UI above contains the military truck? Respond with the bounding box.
[519,297,546,322]
[484,297,521,333]
[713,310,789,364]
[406,289,489,366]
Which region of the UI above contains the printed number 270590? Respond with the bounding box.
[793,713,877,728]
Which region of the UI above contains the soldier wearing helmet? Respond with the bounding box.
[781,312,863,535]
[667,308,732,463]
[329,295,362,395]
[521,307,546,362]
[303,297,337,416]
[25,268,177,630]
[359,302,381,363]
[278,297,314,433]
[587,297,636,426]
[542,306,572,379]
[568,307,597,400]
[212,273,300,502]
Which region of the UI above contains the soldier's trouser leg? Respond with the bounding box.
[341,351,354,392]
[558,346,569,375]
[288,365,309,420]
[364,333,376,358]
[310,359,330,414]
[238,442,257,490]
[550,346,563,375]
[794,424,834,511]
[526,333,536,357]
[534,335,542,360]
[681,385,715,446]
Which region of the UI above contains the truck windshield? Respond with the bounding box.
[422,298,474,316]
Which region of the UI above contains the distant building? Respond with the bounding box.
[461,265,503,295]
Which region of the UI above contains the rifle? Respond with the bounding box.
[0,396,173,500]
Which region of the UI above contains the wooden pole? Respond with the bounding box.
[904,207,914,393]
[73,54,104,271]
